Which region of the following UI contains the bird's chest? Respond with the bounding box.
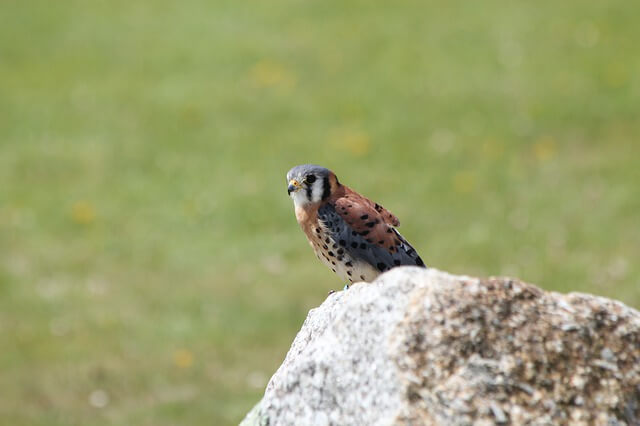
[295,205,378,283]
[296,207,340,266]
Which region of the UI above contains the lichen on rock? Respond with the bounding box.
[242,268,640,426]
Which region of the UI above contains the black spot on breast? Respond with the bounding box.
[337,248,344,255]
[337,256,343,261]
[360,275,365,280]
[315,228,321,233]
[347,271,352,276]
[378,240,384,244]
[345,261,353,267]
[339,240,346,246]
[331,261,336,265]
[332,243,338,249]
[359,243,367,249]
[416,257,425,267]
[365,221,377,228]
[351,242,358,248]
[322,244,328,249]
[332,268,336,272]
[359,230,370,236]
[386,228,393,233]
[360,214,368,220]
[394,259,401,266]
[376,262,387,272]
[328,251,335,257]
[325,238,330,244]
[374,203,382,211]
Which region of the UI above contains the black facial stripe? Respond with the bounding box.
[322,176,330,200]
[305,183,313,201]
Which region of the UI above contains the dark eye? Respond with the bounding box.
[305,175,316,184]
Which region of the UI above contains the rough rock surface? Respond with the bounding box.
[242,268,640,426]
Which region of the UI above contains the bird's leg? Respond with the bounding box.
[328,284,349,295]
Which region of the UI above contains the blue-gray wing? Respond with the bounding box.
[317,202,425,273]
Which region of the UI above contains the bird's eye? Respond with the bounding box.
[305,175,316,184]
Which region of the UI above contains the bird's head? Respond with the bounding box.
[286,164,338,206]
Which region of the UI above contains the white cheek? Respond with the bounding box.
[311,181,323,203]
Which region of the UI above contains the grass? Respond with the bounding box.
[1,0,638,424]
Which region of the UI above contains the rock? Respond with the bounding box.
[241,268,640,426]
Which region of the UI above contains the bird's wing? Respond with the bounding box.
[339,186,400,227]
[317,198,425,273]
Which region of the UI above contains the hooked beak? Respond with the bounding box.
[287,179,301,195]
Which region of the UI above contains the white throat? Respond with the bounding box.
[290,189,310,207]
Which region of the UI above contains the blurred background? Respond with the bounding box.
[1,0,638,424]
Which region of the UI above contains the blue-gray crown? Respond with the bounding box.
[286,164,331,182]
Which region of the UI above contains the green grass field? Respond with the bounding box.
[1,0,638,424]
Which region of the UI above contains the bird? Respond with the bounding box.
[286,164,426,285]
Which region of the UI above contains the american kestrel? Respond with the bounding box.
[286,164,426,284]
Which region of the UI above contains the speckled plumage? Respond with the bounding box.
[286,164,426,283]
